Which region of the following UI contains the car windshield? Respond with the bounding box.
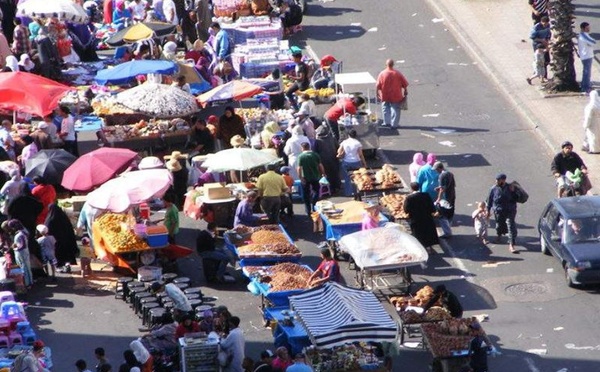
[564,217,600,243]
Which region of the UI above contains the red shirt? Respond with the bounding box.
[376,68,409,103]
[175,321,200,339]
[324,98,357,121]
[317,259,340,282]
[31,184,57,225]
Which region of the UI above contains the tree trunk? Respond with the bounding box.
[545,0,580,92]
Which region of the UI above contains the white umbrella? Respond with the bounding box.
[17,0,89,23]
[201,148,280,172]
[87,169,173,213]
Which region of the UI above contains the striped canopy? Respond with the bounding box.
[289,282,397,348]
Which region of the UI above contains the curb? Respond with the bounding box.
[422,0,556,152]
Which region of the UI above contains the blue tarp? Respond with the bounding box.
[95,60,178,85]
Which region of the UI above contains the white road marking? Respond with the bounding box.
[422,113,440,117]
[527,349,547,355]
[553,327,564,331]
[367,27,378,32]
[350,22,361,26]
[564,343,600,350]
[432,18,444,23]
[439,140,455,147]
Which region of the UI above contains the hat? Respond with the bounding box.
[230,135,245,147]
[469,322,482,330]
[138,156,164,170]
[32,340,45,351]
[280,166,291,174]
[320,54,337,67]
[166,158,182,172]
[164,151,188,160]
[36,224,48,235]
[495,173,507,180]
[37,122,49,130]
[364,201,378,210]
[207,115,219,124]
[261,350,274,359]
[289,46,302,55]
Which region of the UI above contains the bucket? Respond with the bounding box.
[140,203,150,220]
[137,266,162,282]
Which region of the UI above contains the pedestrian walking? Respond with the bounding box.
[434,162,456,238]
[376,59,409,129]
[583,90,600,154]
[297,142,326,215]
[577,22,596,93]
[526,44,547,85]
[530,16,551,79]
[486,173,519,253]
[472,202,489,244]
[256,163,288,224]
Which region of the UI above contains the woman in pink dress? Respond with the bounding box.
[361,202,380,230]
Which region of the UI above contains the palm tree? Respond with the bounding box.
[545,0,579,92]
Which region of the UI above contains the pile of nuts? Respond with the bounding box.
[250,230,289,244]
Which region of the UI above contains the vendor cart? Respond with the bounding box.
[334,72,379,155]
[338,227,428,292]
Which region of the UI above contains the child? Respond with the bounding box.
[471,202,489,244]
[526,44,547,85]
[36,224,57,281]
[163,193,179,244]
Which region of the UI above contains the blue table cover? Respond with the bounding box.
[264,307,311,356]
[320,212,389,241]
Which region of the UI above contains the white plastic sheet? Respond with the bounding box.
[338,227,429,270]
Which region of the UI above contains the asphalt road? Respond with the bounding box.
[24,0,600,371]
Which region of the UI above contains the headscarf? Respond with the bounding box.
[163,41,177,55]
[291,124,304,136]
[426,153,436,166]
[18,54,34,72]
[193,39,204,51]
[130,340,151,364]
[409,152,426,182]
[5,56,18,72]
[261,121,280,148]
[315,124,330,138]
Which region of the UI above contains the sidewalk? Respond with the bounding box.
[424,0,600,189]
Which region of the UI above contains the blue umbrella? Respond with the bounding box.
[95,60,178,85]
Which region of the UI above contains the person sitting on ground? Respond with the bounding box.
[307,248,340,287]
[234,191,263,227]
[422,284,463,318]
[196,222,232,283]
[175,314,200,339]
[278,0,303,29]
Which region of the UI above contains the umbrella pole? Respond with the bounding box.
[12,111,16,126]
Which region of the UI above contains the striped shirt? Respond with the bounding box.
[529,0,549,14]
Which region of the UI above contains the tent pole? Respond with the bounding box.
[12,111,16,125]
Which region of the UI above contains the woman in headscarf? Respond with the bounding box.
[35,31,62,80]
[31,177,56,225]
[3,55,18,72]
[583,89,600,154]
[313,124,341,194]
[161,41,177,61]
[261,121,280,149]
[218,107,246,150]
[130,340,153,372]
[44,203,78,272]
[112,1,132,29]
[409,152,426,183]
[1,169,26,215]
[18,54,34,72]
[7,219,33,288]
[7,190,44,277]
[185,39,205,64]
[283,124,309,180]
[426,153,437,166]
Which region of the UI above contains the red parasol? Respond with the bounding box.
[61,147,138,192]
[197,80,263,107]
[0,72,74,117]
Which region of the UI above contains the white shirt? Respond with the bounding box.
[578,32,596,61]
[298,99,316,117]
[61,114,76,141]
[221,328,245,372]
[340,137,362,163]
[130,0,147,20]
[163,0,178,25]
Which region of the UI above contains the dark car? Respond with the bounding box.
[538,196,600,287]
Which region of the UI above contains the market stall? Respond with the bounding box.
[334,72,379,153]
[289,282,397,354]
[224,224,301,265]
[91,213,192,274]
[338,227,428,291]
[350,165,405,201]
[317,200,389,244]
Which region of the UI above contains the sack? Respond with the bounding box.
[511,181,529,203]
[399,96,408,110]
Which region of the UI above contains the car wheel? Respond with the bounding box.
[564,264,577,288]
[540,235,550,255]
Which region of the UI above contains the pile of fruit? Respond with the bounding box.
[298,87,336,100]
[380,194,409,219]
[422,318,482,357]
[375,164,402,189]
[95,214,149,253]
[237,108,267,123]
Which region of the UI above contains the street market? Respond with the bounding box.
[0,0,598,371]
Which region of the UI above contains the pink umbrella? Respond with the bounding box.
[61,147,138,192]
[86,169,173,213]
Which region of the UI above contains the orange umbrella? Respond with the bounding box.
[0,72,74,117]
[197,80,263,107]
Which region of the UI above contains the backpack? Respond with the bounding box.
[511,181,529,203]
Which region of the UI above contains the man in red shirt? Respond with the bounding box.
[376,59,409,129]
[323,96,365,140]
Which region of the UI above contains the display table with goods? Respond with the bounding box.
[92,213,192,273]
[232,38,295,78]
[224,224,301,265]
[338,227,428,291]
[178,334,220,372]
[244,262,314,313]
[264,307,311,356]
[183,184,245,228]
[222,16,284,44]
[421,318,492,372]
[305,344,387,372]
[389,285,452,345]
[350,165,405,202]
[317,200,389,242]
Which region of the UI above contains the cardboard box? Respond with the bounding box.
[203,183,231,200]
